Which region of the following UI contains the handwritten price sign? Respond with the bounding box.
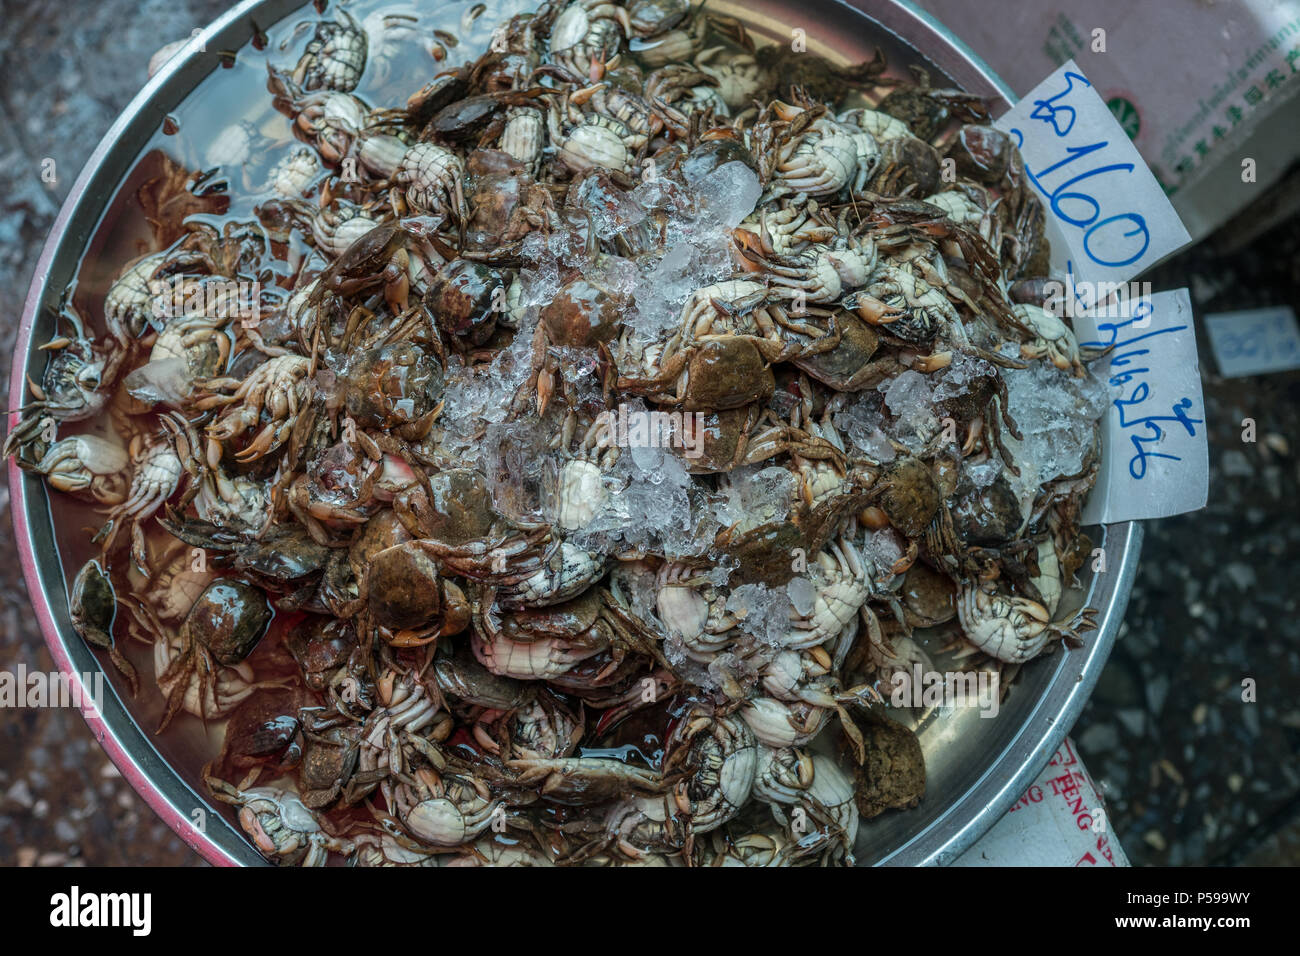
[1204,306,1300,378]
[996,62,1191,311]
[1076,289,1208,525]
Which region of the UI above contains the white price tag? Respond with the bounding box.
[1204,306,1300,378]
[996,62,1191,311]
[1075,289,1208,525]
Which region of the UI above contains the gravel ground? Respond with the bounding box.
[1075,215,1300,866]
[0,0,1296,867]
[0,0,235,866]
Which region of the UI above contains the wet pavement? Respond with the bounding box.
[0,0,1296,867]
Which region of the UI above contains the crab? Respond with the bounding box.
[663,707,759,834]
[289,89,373,165]
[740,696,831,749]
[751,749,858,865]
[546,90,645,176]
[69,558,138,695]
[472,626,605,681]
[508,755,666,806]
[354,668,448,785]
[619,324,778,413]
[741,235,878,304]
[845,257,962,352]
[671,279,792,356]
[654,562,738,663]
[643,64,729,121]
[299,196,384,258]
[547,0,630,80]
[783,538,874,650]
[196,354,313,463]
[293,9,368,92]
[132,596,283,730]
[837,107,911,144]
[4,304,124,460]
[124,296,236,409]
[310,220,451,322]
[392,142,466,219]
[765,103,861,198]
[735,200,838,257]
[1014,302,1094,376]
[265,146,322,198]
[160,413,271,540]
[954,578,1097,663]
[494,540,609,609]
[98,430,184,571]
[104,252,168,343]
[206,774,353,866]
[549,411,621,531]
[21,434,129,505]
[499,106,546,172]
[695,45,765,110]
[761,643,842,708]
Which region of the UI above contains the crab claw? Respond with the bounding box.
[570,81,603,106]
[913,351,953,373]
[847,293,904,326]
[732,227,772,260]
[234,421,286,462]
[771,100,804,122]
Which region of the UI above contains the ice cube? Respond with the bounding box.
[833,398,896,462]
[931,352,995,402]
[787,575,816,616]
[726,582,794,648]
[880,369,939,452]
[123,358,190,407]
[630,440,666,476]
[1000,359,1108,512]
[694,161,762,229]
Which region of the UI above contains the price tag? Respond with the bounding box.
[996,61,1191,312]
[1203,306,1300,378]
[1075,289,1208,525]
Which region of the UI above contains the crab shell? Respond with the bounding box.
[558,121,632,174]
[406,793,498,846]
[956,584,1051,663]
[672,714,758,832]
[741,696,830,748]
[396,143,464,214]
[472,630,603,680]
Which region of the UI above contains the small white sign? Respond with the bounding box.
[1203,306,1300,378]
[953,738,1127,867]
[996,62,1191,313]
[1076,289,1208,525]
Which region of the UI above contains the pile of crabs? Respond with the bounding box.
[6,0,1107,866]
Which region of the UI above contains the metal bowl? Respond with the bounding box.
[6,0,1140,867]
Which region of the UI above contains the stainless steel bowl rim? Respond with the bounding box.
[7,0,1139,867]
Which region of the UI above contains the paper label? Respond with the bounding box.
[1204,305,1300,378]
[953,738,1127,867]
[1075,289,1208,525]
[996,61,1192,312]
